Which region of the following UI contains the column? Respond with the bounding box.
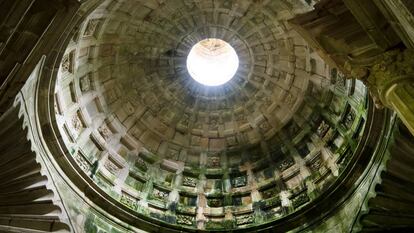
[346,49,414,135]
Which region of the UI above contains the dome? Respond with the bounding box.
[4,0,414,232]
[53,0,369,231]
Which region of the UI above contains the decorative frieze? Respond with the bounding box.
[179,113,190,127]
[207,198,223,207]
[83,19,100,37]
[120,193,137,210]
[104,159,120,175]
[316,120,330,138]
[235,214,254,225]
[226,136,237,146]
[342,106,356,129]
[166,148,179,160]
[71,113,83,133]
[208,156,220,168]
[261,187,279,199]
[265,206,283,218]
[332,68,346,88]
[292,193,310,208]
[73,152,90,173]
[183,177,197,187]
[278,158,295,171]
[135,157,148,172]
[258,120,270,132]
[61,51,75,73]
[231,176,247,188]
[309,156,323,172]
[98,124,111,140]
[209,117,219,130]
[80,74,92,92]
[153,188,169,200]
[176,215,194,226]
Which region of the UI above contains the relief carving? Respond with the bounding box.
[62,51,75,73]
[207,198,223,207]
[232,176,247,188]
[235,214,254,225]
[342,107,356,129]
[183,177,197,187]
[83,19,100,37]
[292,193,310,208]
[104,159,120,175]
[344,49,414,108]
[135,157,148,172]
[72,114,83,132]
[152,189,169,200]
[98,124,111,140]
[166,148,179,160]
[278,158,295,171]
[120,193,137,210]
[259,121,270,131]
[80,74,92,92]
[176,215,194,225]
[208,156,220,168]
[261,188,278,199]
[310,158,323,171]
[316,120,330,138]
[74,152,90,173]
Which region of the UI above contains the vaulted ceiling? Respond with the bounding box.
[53,0,370,231]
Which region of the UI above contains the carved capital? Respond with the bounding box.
[345,49,414,108]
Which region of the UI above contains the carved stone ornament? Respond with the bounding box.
[262,188,278,199]
[278,158,295,171]
[179,113,190,126]
[207,198,223,207]
[104,159,120,175]
[62,51,74,73]
[343,107,356,129]
[259,121,270,131]
[98,124,111,140]
[227,136,238,146]
[83,19,100,37]
[317,120,330,138]
[176,215,194,226]
[208,156,220,168]
[135,157,148,172]
[345,49,414,108]
[310,157,323,171]
[120,193,137,210]
[292,193,310,208]
[232,176,247,188]
[74,152,90,173]
[235,214,254,225]
[80,74,92,92]
[183,177,197,187]
[71,114,83,132]
[167,149,179,160]
[209,118,218,130]
[153,189,169,200]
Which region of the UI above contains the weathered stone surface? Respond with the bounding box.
[5,0,403,232]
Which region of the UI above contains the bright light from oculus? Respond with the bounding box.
[186,38,239,86]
